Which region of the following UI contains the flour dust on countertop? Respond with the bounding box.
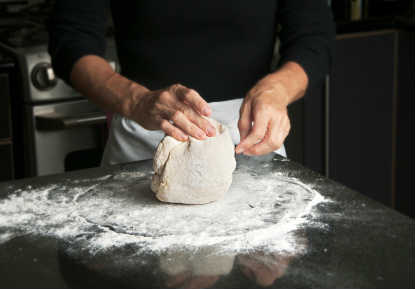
[0,165,330,257]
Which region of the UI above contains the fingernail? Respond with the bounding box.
[202,107,211,116]
[235,147,244,154]
[198,131,207,139]
[207,126,216,136]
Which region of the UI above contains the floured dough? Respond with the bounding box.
[151,118,236,204]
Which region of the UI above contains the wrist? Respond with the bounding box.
[123,80,150,119]
[262,61,309,105]
[102,73,150,119]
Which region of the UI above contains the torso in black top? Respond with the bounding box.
[49,0,335,102]
[111,1,277,101]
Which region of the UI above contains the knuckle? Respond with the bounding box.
[257,102,268,110]
[158,91,170,102]
[251,131,263,140]
[170,83,180,90]
[171,110,183,121]
[183,92,192,102]
[198,118,209,130]
[171,130,182,140]
[189,124,200,135]
[169,83,183,94]
[154,101,164,111]
[160,119,170,131]
[202,119,213,129]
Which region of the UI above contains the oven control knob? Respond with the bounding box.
[31,63,58,90]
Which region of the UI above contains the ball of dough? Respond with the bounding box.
[151,119,236,204]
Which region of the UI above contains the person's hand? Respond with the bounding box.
[128,83,216,142]
[235,80,291,156]
[159,248,234,289]
[165,272,220,289]
[237,252,293,287]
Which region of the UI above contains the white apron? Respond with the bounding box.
[101,98,286,166]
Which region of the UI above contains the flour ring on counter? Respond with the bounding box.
[0,163,327,256]
[70,169,325,253]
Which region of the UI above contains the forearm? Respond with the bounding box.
[70,55,149,117]
[254,61,309,106]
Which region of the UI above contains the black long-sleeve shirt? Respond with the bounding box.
[48,0,335,102]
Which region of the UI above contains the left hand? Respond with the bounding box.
[235,79,291,156]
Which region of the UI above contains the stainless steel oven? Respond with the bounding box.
[26,99,109,176]
[0,6,119,177]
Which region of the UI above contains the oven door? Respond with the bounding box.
[25,99,108,177]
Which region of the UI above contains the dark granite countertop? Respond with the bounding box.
[0,155,413,289]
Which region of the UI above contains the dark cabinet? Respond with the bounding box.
[329,30,414,216]
[329,30,396,207]
[287,29,414,217]
[395,30,414,217]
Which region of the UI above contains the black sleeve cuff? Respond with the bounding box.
[49,40,106,86]
[278,35,334,89]
[47,0,108,86]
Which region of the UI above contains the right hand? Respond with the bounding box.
[128,83,216,142]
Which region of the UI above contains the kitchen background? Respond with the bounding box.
[0,0,413,217]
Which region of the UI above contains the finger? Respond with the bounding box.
[252,266,278,287]
[169,110,208,140]
[183,276,220,289]
[246,119,290,155]
[245,116,289,155]
[238,257,278,287]
[188,113,217,137]
[237,100,252,145]
[240,266,256,282]
[243,116,282,155]
[243,123,275,156]
[172,86,216,137]
[165,271,191,288]
[173,100,217,137]
[160,119,188,142]
[236,111,269,154]
[171,84,212,116]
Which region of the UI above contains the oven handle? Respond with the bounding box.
[35,111,107,130]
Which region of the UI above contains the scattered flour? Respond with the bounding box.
[0,166,329,257]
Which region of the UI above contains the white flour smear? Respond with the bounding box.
[0,167,329,256]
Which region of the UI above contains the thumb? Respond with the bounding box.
[237,100,252,146]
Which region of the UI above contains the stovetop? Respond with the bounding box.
[0,1,113,50]
[0,1,52,49]
[0,20,48,49]
[0,0,53,25]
